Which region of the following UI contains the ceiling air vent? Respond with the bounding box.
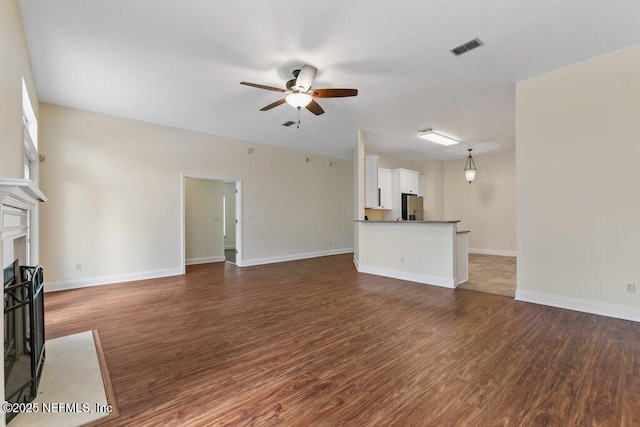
[450,38,483,56]
[282,121,296,127]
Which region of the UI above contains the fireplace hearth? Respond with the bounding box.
[4,262,45,423]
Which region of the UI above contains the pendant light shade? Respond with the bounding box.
[463,148,477,183]
[285,92,312,109]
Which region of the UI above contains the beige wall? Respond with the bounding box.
[0,0,39,178]
[516,45,640,317]
[39,104,353,284]
[444,151,516,255]
[365,148,420,170]
[417,159,445,220]
[185,178,224,263]
[223,182,236,248]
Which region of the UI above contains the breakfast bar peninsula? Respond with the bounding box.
[354,220,469,288]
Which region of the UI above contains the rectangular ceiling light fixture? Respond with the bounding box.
[418,128,459,146]
[450,38,483,56]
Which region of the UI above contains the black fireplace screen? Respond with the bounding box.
[4,263,45,423]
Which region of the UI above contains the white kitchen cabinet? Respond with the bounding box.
[396,169,419,194]
[418,175,425,198]
[364,156,379,208]
[378,168,392,209]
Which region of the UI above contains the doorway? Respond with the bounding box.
[181,175,242,273]
[223,181,237,264]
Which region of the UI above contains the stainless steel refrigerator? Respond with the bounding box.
[402,193,424,221]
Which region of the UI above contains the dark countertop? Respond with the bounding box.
[355,220,460,224]
[457,230,471,234]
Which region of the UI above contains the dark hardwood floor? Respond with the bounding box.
[44,254,640,426]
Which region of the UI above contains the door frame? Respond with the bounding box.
[180,174,243,273]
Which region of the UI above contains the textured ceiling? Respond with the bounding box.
[17,0,640,161]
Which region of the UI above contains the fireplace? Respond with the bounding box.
[1,179,47,423]
[4,261,45,422]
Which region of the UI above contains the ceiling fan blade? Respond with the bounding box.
[311,88,358,98]
[305,99,325,116]
[295,65,317,92]
[240,82,286,92]
[260,98,287,111]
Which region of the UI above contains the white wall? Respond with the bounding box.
[516,45,640,320]
[223,182,236,249]
[39,104,353,287]
[185,178,224,264]
[444,151,516,256]
[0,0,38,178]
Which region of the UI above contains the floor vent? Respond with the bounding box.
[282,121,296,127]
[450,38,483,56]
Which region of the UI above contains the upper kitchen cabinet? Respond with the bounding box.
[378,168,392,209]
[394,168,419,194]
[365,156,379,208]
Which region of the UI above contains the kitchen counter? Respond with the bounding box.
[354,220,469,288]
[354,220,460,224]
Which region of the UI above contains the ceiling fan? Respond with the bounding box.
[240,65,358,127]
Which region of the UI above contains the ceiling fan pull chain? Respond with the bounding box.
[297,107,301,129]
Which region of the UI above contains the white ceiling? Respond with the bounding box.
[17,0,640,161]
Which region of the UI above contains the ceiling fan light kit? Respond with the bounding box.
[418,128,459,146]
[240,64,358,127]
[285,92,312,108]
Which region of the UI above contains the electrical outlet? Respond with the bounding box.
[76,263,82,271]
[247,215,253,221]
[328,241,332,247]
[401,257,405,263]
[625,283,635,293]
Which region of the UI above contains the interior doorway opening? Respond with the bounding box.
[181,175,242,272]
[223,181,237,264]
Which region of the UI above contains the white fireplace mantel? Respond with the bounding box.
[0,178,47,210]
[1,178,47,425]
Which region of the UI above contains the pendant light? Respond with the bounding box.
[464,148,477,183]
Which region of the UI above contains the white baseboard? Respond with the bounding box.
[353,255,359,270]
[356,263,456,289]
[45,267,183,293]
[240,248,354,267]
[516,289,640,323]
[186,256,226,265]
[469,248,517,257]
[224,245,236,250]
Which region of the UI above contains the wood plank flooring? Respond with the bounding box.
[44,254,640,426]
[458,254,517,298]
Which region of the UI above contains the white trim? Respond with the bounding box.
[0,178,47,209]
[224,245,236,250]
[353,254,359,270]
[186,256,225,265]
[516,289,640,323]
[45,267,183,293]
[469,248,517,257]
[241,248,354,267]
[234,180,243,266]
[356,263,456,289]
